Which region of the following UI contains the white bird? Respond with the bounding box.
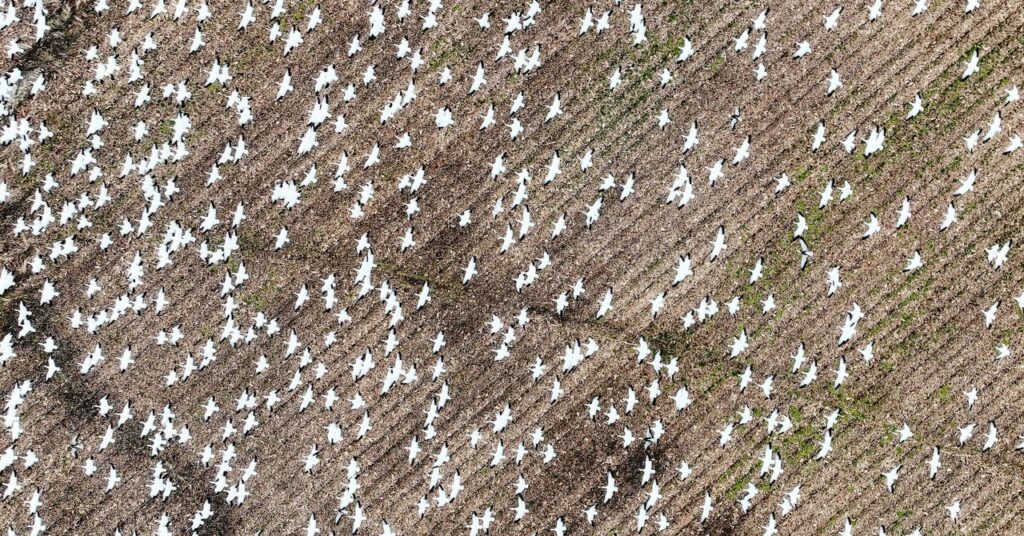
[673,255,693,286]
[735,28,750,52]
[907,93,924,118]
[684,121,700,152]
[826,69,842,95]
[962,50,980,79]
[882,465,900,493]
[609,66,622,90]
[868,0,883,20]
[947,499,961,521]
[596,288,614,319]
[793,41,812,59]
[815,430,833,459]
[984,111,1002,141]
[603,471,618,503]
[958,423,976,445]
[709,226,727,261]
[904,251,924,272]
[812,121,826,151]
[862,213,881,238]
[983,421,998,451]
[898,423,913,443]
[677,37,695,62]
[700,492,713,521]
[841,129,858,153]
[986,240,1011,269]
[827,267,842,296]
[983,300,999,329]
[928,446,941,478]
[939,203,957,231]
[824,7,842,30]
[1006,85,1020,104]
[896,196,912,228]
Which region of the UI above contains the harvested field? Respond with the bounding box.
[2,0,1024,534]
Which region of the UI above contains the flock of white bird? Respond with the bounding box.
[0,0,1021,535]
